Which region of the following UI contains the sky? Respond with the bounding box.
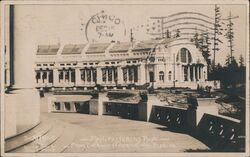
[12,4,248,65]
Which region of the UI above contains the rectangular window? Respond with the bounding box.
[134,67,138,82]
[71,70,75,82]
[123,68,127,82]
[65,71,69,81]
[36,72,40,83]
[81,70,85,81]
[59,71,63,82]
[64,102,71,111]
[87,69,91,82]
[48,71,53,83]
[108,68,112,81]
[54,102,61,110]
[102,69,106,82]
[128,68,133,81]
[92,69,97,82]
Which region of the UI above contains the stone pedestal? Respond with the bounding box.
[89,99,99,115]
[4,94,17,138]
[143,94,154,122]
[5,89,40,137]
[138,102,148,121]
[89,93,108,115]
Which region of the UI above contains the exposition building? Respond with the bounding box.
[34,38,218,90]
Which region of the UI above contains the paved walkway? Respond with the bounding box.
[36,93,209,153]
[41,112,209,153]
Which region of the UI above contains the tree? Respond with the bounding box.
[190,31,199,48]
[225,12,235,64]
[225,55,238,69]
[212,4,223,68]
[191,30,212,74]
[200,31,212,70]
[239,55,244,67]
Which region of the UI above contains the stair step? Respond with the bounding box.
[5,120,52,152]
[40,124,77,153]
[11,120,65,153]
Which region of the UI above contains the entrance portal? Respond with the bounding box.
[149,71,154,82]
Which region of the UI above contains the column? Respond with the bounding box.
[75,68,81,86]
[96,67,102,85]
[106,68,109,84]
[127,67,129,84]
[204,66,208,80]
[164,63,168,82]
[187,66,190,82]
[39,71,42,84]
[140,64,146,85]
[153,65,157,83]
[112,68,115,84]
[181,65,184,82]
[197,66,200,81]
[179,65,182,82]
[84,69,87,85]
[192,65,196,82]
[53,68,59,87]
[8,4,40,136]
[69,70,72,85]
[199,66,201,80]
[63,70,66,84]
[90,69,92,85]
[201,66,204,81]
[131,66,134,83]
[117,66,123,84]
[40,71,44,83]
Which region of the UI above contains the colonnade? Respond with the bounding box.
[36,70,53,84]
[35,65,141,87]
[35,63,206,88]
[178,64,205,82]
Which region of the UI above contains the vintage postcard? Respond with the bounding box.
[0,0,249,156]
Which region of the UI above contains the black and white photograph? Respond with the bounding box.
[0,0,249,156]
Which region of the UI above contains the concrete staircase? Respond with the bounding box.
[5,116,77,153]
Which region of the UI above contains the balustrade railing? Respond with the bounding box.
[149,105,188,130]
[197,113,244,152]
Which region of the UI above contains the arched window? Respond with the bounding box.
[176,48,192,63]
[168,71,172,80]
[159,71,164,81]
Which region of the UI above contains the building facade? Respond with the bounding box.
[35,39,217,90]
